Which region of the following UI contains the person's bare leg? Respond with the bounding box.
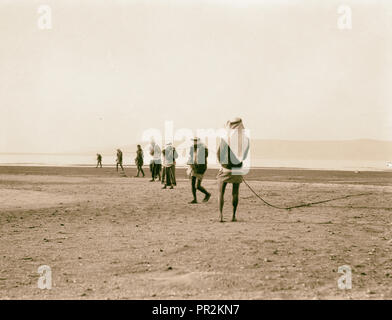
[162,169,167,189]
[190,176,197,203]
[169,168,174,189]
[232,183,240,221]
[150,164,155,181]
[158,167,161,181]
[218,181,227,222]
[197,179,210,202]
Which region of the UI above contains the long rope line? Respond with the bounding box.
[242,178,373,211]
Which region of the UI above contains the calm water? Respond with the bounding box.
[0,153,390,171]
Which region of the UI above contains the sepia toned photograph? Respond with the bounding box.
[0,0,391,304]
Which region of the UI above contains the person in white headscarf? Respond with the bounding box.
[149,139,161,182]
[187,137,211,203]
[161,142,178,189]
[216,117,250,222]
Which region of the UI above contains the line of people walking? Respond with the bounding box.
[95,117,249,222]
[95,149,125,171]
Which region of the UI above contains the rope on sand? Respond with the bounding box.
[242,178,373,211]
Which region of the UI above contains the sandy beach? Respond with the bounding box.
[0,166,391,299]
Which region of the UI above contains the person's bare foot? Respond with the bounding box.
[203,193,211,203]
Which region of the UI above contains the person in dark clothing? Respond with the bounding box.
[135,145,145,177]
[96,153,102,168]
[116,149,124,172]
[161,143,178,189]
[187,138,211,204]
[154,162,162,181]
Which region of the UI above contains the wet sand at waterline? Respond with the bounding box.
[0,166,391,299]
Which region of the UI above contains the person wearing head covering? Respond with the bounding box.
[216,117,250,222]
[149,140,161,181]
[134,145,145,177]
[161,142,178,189]
[116,149,124,172]
[187,137,211,203]
[96,153,102,168]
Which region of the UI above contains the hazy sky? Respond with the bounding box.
[0,0,391,153]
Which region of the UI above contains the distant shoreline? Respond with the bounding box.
[1,165,391,187]
[1,151,390,172]
[0,164,391,173]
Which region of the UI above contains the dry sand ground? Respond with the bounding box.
[0,166,391,299]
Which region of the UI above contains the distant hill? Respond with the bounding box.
[249,139,392,161]
[77,139,392,162]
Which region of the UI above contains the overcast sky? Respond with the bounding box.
[0,0,391,153]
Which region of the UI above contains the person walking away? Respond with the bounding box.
[96,153,102,168]
[135,145,145,177]
[149,140,161,181]
[161,142,178,189]
[187,137,211,203]
[216,117,250,222]
[116,149,124,172]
